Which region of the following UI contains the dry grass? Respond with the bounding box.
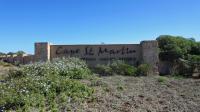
[0,66,10,80]
[0,62,14,80]
[83,75,200,112]
[0,64,16,80]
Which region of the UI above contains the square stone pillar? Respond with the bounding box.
[141,40,159,75]
[34,42,50,62]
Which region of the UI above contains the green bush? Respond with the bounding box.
[157,76,167,83]
[136,64,151,76]
[94,60,138,76]
[110,60,137,76]
[0,57,94,111]
[157,35,200,76]
[95,64,113,75]
[156,35,197,61]
[188,55,200,63]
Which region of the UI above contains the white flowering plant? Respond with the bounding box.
[0,57,94,111]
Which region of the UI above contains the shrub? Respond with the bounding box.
[0,57,94,111]
[7,68,24,79]
[169,58,199,77]
[0,61,13,67]
[94,60,137,76]
[117,85,124,91]
[110,60,137,76]
[95,64,113,76]
[157,35,200,76]
[157,76,167,83]
[188,55,200,63]
[156,35,197,61]
[20,57,92,79]
[136,64,151,76]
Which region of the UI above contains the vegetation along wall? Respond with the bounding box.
[35,40,159,74]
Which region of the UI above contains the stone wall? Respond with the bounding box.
[50,44,142,66]
[0,55,34,64]
[141,41,159,75]
[158,61,173,75]
[34,40,159,74]
[1,40,159,74]
[23,55,35,64]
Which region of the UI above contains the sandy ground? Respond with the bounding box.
[83,75,200,112]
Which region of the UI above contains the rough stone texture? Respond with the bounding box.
[23,55,35,64]
[141,41,159,75]
[34,42,50,62]
[158,61,173,75]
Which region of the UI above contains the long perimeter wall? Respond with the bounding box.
[0,40,159,74]
[35,40,159,73]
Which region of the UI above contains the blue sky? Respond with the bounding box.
[0,0,200,54]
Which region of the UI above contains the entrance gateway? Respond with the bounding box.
[35,40,159,73]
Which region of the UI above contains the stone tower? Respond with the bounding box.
[141,40,159,75]
[34,42,50,62]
